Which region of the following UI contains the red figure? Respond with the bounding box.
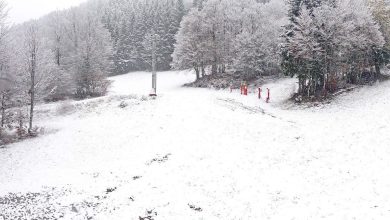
[266,88,270,103]
[258,88,262,99]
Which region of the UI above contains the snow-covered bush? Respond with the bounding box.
[74,66,111,99]
[0,107,42,145]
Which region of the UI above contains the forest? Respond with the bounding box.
[2,1,390,218]
[0,0,389,140]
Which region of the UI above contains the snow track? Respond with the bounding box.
[1,71,390,219]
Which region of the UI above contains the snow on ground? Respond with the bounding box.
[1,70,390,219]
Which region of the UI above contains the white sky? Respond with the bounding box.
[7,0,88,24]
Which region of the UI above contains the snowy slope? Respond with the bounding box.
[1,71,390,220]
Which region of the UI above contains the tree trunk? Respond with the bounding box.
[17,109,23,137]
[29,71,35,134]
[56,46,61,66]
[211,25,217,75]
[201,62,205,78]
[194,66,200,81]
[25,23,39,135]
[298,77,303,95]
[324,53,328,92]
[211,59,217,75]
[375,62,381,80]
[1,93,4,128]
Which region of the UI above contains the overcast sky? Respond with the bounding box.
[7,0,88,24]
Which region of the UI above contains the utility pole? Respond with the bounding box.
[150,33,157,97]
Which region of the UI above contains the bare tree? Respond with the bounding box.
[49,11,65,67]
[0,0,10,90]
[73,10,113,99]
[0,0,11,130]
[25,22,39,134]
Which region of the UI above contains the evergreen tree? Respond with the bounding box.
[102,0,186,74]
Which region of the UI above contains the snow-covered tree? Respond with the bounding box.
[71,6,113,99]
[5,0,114,105]
[233,0,287,78]
[0,0,11,129]
[369,0,390,67]
[24,22,40,133]
[39,11,74,101]
[369,0,390,47]
[0,0,10,91]
[285,6,324,95]
[173,0,288,80]
[102,0,185,74]
[332,0,384,83]
[282,0,385,97]
[172,9,208,80]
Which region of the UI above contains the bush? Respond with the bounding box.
[75,74,111,99]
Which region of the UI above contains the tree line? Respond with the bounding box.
[0,0,185,140]
[172,0,390,98]
[172,0,287,81]
[0,0,113,138]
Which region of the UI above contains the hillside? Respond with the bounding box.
[1,71,390,219]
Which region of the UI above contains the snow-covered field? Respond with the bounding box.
[1,70,390,220]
